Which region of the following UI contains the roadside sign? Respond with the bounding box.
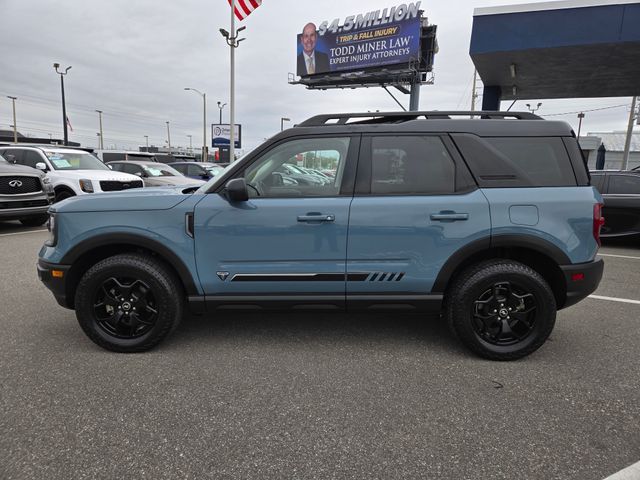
[212,124,241,148]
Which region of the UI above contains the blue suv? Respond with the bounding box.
[37,111,604,360]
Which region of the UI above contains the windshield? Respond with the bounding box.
[45,151,110,171]
[142,164,180,177]
[204,165,224,175]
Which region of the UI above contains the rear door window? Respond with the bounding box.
[484,137,577,187]
[370,136,456,195]
[608,174,640,194]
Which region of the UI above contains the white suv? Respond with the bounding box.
[0,146,143,202]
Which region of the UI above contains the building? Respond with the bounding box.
[581,132,640,170]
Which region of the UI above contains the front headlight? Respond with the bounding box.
[45,213,57,246]
[79,179,94,193]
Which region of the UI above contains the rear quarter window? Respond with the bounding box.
[484,137,577,187]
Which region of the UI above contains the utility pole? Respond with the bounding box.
[621,95,638,171]
[53,63,72,146]
[470,70,478,117]
[166,121,172,155]
[577,112,585,139]
[7,96,17,143]
[220,4,246,162]
[95,110,104,149]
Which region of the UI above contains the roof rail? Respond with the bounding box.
[298,111,542,127]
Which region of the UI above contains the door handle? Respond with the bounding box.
[297,214,335,223]
[430,212,469,222]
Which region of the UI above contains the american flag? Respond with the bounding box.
[227,0,261,21]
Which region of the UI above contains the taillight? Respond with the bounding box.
[593,203,605,247]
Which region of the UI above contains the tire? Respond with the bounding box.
[445,260,556,361]
[74,253,184,352]
[55,189,75,203]
[19,214,49,227]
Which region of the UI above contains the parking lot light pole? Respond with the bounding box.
[53,63,72,146]
[280,117,291,132]
[220,4,246,163]
[144,135,149,149]
[7,96,17,143]
[95,110,104,149]
[217,102,227,124]
[166,121,172,155]
[184,88,208,162]
[187,135,193,153]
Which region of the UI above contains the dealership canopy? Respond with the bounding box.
[470,0,640,109]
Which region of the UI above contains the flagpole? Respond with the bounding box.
[229,0,235,163]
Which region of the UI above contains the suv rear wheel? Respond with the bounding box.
[74,253,183,352]
[445,260,556,361]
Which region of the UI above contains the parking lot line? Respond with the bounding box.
[0,229,47,237]
[599,253,640,261]
[589,295,640,306]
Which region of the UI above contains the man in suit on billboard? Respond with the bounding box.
[297,23,330,76]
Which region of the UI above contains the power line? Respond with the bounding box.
[544,104,629,117]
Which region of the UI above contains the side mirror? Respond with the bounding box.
[225,178,249,202]
[134,171,143,177]
[35,162,47,171]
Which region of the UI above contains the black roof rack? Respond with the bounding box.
[298,111,542,127]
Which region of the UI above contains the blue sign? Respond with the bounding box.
[296,3,422,77]
[212,124,241,149]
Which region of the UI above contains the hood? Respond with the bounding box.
[52,185,197,213]
[51,169,140,182]
[145,176,206,187]
[0,163,45,177]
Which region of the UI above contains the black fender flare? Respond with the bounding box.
[432,234,571,293]
[61,233,200,295]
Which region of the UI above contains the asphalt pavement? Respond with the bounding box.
[1,221,639,480]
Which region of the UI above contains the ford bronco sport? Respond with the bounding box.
[37,111,604,360]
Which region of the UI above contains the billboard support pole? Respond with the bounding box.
[409,77,421,111]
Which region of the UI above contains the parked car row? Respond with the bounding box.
[0,145,230,213]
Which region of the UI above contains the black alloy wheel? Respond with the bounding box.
[472,281,537,347]
[445,260,556,361]
[93,277,158,339]
[75,253,183,352]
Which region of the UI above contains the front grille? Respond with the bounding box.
[99,180,144,192]
[0,199,49,210]
[0,176,42,194]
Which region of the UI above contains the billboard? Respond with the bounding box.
[212,124,242,149]
[296,2,422,77]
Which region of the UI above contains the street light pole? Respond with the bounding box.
[526,102,542,115]
[144,135,149,149]
[7,96,17,143]
[220,5,246,163]
[96,110,104,149]
[281,117,291,132]
[217,102,227,124]
[53,63,72,146]
[166,121,172,155]
[184,88,208,162]
[187,135,193,153]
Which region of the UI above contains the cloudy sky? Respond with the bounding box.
[0,0,636,153]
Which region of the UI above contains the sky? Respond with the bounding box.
[0,0,637,154]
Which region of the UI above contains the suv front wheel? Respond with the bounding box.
[74,253,183,352]
[445,260,556,361]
